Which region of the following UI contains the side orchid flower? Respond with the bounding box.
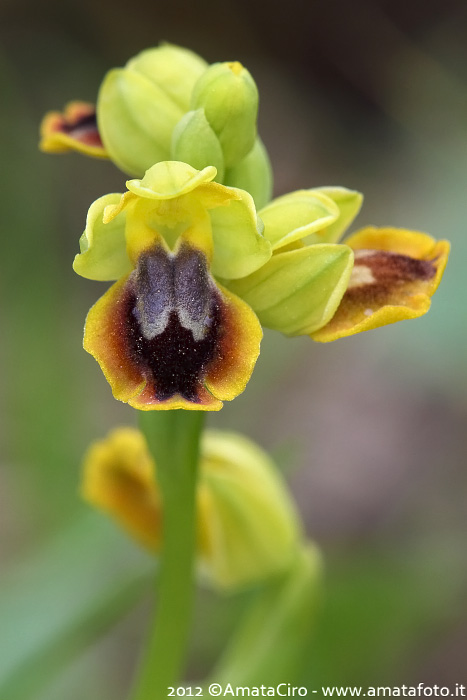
[228,187,450,341]
[81,427,303,591]
[39,101,106,158]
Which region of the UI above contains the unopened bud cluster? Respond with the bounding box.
[98,44,271,207]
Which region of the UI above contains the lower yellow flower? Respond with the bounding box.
[82,427,302,591]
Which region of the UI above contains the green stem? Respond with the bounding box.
[130,410,205,700]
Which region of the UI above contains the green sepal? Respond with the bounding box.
[228,243,354,335]
[209,189,271,280]
[191,61,258,168]
[171,109,225,182]
[199,431,302,591]
[305,186,363,244]
[259,190,340,250]
[224,137,273,209]
[127,43,208,112]
[73,193,131,281]
[97,68,183,177]
[126,161,217,200]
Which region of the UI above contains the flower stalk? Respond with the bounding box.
[130,410,205,700]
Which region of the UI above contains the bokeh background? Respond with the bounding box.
[1,0,466,697]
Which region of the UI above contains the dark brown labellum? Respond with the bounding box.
[125,244,222,402]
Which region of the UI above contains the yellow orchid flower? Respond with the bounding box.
[76,161,269,411]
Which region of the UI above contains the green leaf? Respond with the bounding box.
[0,512,153,700]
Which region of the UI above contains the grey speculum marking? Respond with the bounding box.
[127,244,222,402]
[134,247,174,339]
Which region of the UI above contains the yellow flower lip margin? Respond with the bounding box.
[311,226,450,342]
[81,427,303,591]
[223,192,449,341]
[39,101,108,159]
[81,426,162,551]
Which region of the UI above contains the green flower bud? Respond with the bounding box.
[191,61,259,168]
[127,43,208,111]
[42,45,268,184]
[224,137,273,209]
[97,68,183,176]
[97,44,209,176]
[171,109,225,181]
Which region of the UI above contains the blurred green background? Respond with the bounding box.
[1,0,466,697]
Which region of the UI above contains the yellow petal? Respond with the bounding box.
[81,427,161,551]
[259,190,339,250]
[126,161,217,200]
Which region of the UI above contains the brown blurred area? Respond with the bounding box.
[1,0,467,695]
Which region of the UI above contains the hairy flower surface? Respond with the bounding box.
[82,427,302,590]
